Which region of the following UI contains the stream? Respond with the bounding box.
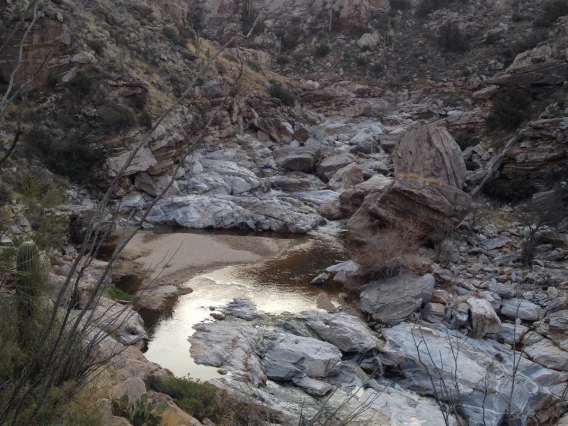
[140,224,352,380]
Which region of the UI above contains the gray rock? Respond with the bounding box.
[467,298,502,338]
[479,291,502,310]
[498,323,529,345]
[422,302,446,323]
[310,273,329,284]
[291,376,334,396]
[273,146,320,172]
[118,192,145,213]
[480,237,510,251]
[382,322,557,426]
[488,281,515,299]
[264,333,342,379]
[134,172,158,197]
[524,338,568,371]
[325,261,359,273]
[111,377,146,402]
[360,275,422,325]
[303,312,380,353]
[316,153,357,181]
[328,163,364,192]
[501,299,543,322]
[421,273,436,304]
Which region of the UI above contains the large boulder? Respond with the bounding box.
[303,312,380,353]
[360,275,422,325]
[467,298,502,338]
[488,57,568,86]
[264,333,342,380]
[364,176,472,241]
[392,122,467,189]
[273,146,320,172]
[327,162,364,192]
[339,174,393,217]
[381,322,559,426]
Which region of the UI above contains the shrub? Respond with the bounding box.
[437,22,468,52]
[534,0,568,27]
[99,104,138,130]
[112,394,166,426]
[503,31,549,65]
[87,38,105,56]
[68,74,94,97]
[314,43,331,57]
[138,111,153,129]
[486,87,532,131]
[269,81,296,106]
[276,54,290,65]
[150,376,219,421]
[45,141,102,183]
[455,132,476,151]
[0,183,11,205]
[483,178,536,203]
[241,2,266,35]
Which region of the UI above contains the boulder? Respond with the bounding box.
[303,312,380,353]
[488,59,568,86]
[523,338,568,371]
[392,122,467,189]
[420,273,437,304]
[134,172,158,197]
[381,322,558,426]
[316,153,357,181]
[69,208,116,244]
[252,118,292,144]
[338,174,392,217]
[422,302,446,323]
[467,298,502,338]
[364,176,472,242]
[327,163,364,192]
[501,299,543,322]
[111,377,146,402]
[264,333,342,380]
[273,146,320,172]
[360,275,422,325]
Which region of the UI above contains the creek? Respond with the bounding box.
[138,225,352,380]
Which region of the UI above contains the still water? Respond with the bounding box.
[142,225,351,380]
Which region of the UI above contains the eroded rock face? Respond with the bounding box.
[338,174,393,216]
[273,146,320,172]
[381,322,559,426]
[365,177,472,241]
[393,122,467,189]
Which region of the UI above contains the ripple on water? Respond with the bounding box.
[143,226,351,380]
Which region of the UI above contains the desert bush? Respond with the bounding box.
[437,22,468,52]
[534,0,568,27]
[241,1,266,35]
[276,54,290,65]
[99,104,138,130]
[314,43,331,57]
[351,222,428,286]
[486,87,532,131]
[269,81,296,106]
[68,74,95,98]
[138,111,153,129]
[455,132,476,151]
[276,27,300,51]
[483,178,536,203]
[150,376,218,421]
[45,141,101,183]
[503,30,549,65]
[417,0,465,17]
[0,183,11,204]
[112,394,166,426]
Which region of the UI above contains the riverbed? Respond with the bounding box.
[119,225,351,379]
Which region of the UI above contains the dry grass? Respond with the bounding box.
[351,221,429,288]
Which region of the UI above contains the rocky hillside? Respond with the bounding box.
[2,0,568,424]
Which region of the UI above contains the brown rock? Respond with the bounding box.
[392,122,467,189]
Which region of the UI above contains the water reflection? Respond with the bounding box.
[143,227,350,379]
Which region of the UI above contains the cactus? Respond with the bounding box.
[112,393,166,426]
[15,242,42,346]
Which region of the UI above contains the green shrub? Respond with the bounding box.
[483,178,536,203]
[314,43,331,57]
[241,2,266,35]
[276,54,290,65]
[484,32,500,45]
[44,141,101,183]
[138,111,153,129]
[269,81,296,106]
[534,0,568,27]
[150,376,219,421]
[107,284,132,301]
[0,183,11,205]
[455,132,477,151]
[112,394,166,426]
[503,31,549,65]
[486,87,532,131]
[437,22,468,52]
[99,104,138,130]
[68,74,94,97]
